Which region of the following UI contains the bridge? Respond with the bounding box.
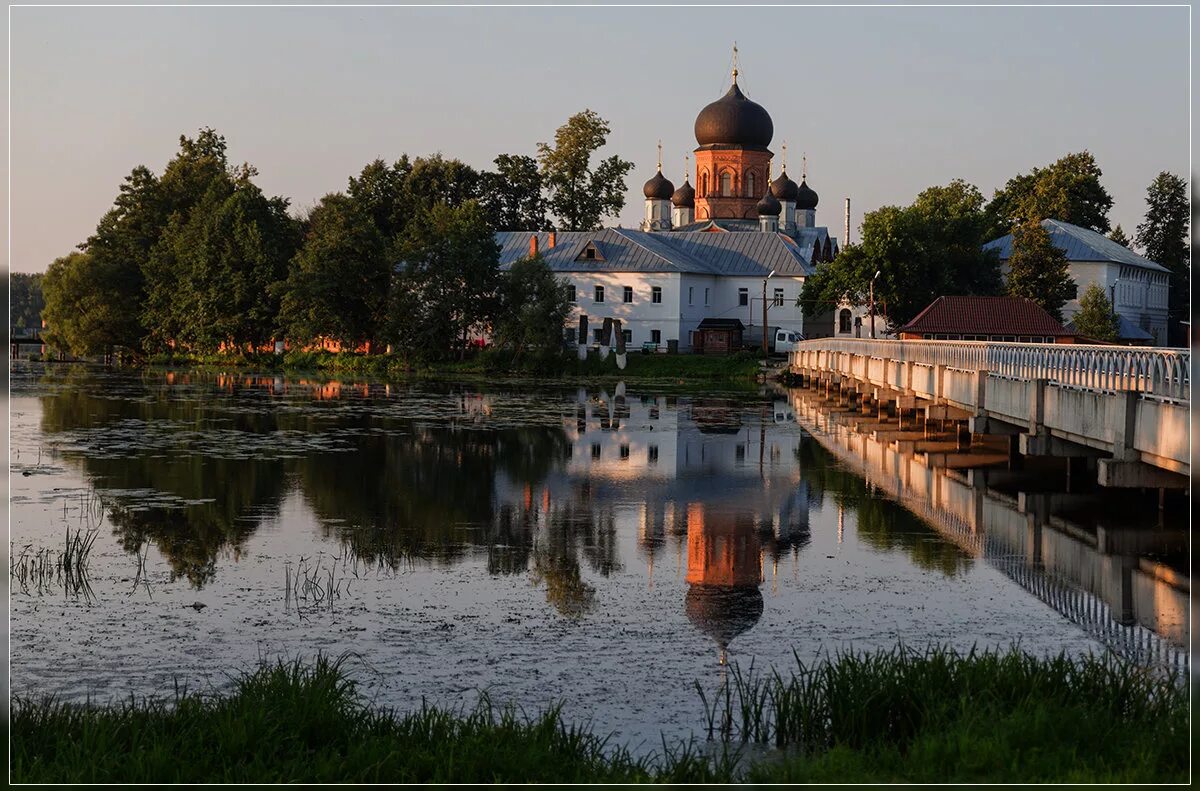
[789,339,1189,489]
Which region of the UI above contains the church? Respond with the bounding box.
[497,59,841,353]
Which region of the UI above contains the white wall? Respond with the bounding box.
[1062,261,1169,344]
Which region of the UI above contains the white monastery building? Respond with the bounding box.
[497,62,840,352]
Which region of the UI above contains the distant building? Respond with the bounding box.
[498,58,841,352]
[983,219,1170,345]
[896,295,1078,343]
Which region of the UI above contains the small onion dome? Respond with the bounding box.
[770,171,799,202]
[795,179,819,210]
[694,82,774,148]
[643,169,675,200]
[671,178,695,208]
[757,190,782,217]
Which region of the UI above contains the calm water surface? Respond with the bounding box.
[9,364,1188,751]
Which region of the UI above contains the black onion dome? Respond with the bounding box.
[694,82,774,148]
[671,178,695,208]
[770,171,799,202]
[756,190,781,217]
[643,169,675,200]
[795,179,819,210]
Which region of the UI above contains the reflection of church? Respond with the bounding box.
[684,505,765,665]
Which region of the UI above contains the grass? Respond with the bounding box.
[11,647,1188,783]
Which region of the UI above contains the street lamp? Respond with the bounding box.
[1109,278,1119,317]
[762,270,776,354]
[868,270,881,339]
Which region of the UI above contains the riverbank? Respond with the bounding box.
[137,348,768,382]
[12,648,1187,783]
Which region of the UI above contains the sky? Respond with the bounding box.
[6,4,1192,274]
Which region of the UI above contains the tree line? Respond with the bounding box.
[38,111,633,361]
[800,152,1189,344]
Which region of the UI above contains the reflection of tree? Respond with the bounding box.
[530,503,598,619]
[795,437,969,577]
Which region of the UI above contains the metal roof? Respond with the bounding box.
[899,295,1072,336]
[496,227,819,276]
[983,219,1168,273]
[1065,314,1155,342]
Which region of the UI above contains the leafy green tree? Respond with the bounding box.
[1071,283,1118,342]
[404,154,482,217]
[1107,224,1131,248]
[1004,220,1077,321]
[985,151,1113,237]
[347,157,412,239]
[41,252,135,357]
[10,273,44,329]
[493,254,571,359]
[278,193,389,350]
[147,169,300,352]
[481,154,549,231]
[1134,171,1189,345]
[537,110,633,231]
[390,200,500,360]
[800,180,1001,328]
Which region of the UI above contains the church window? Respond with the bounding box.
[651,286,662,304]
[746,172,757,197]
[720,171,733,197]
[738,288,749,307]
[839,309,852,334]
[700,172,708,197]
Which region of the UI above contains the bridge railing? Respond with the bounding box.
[792,339,1190,402]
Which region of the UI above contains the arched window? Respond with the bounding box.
[746,171,757,197]
[839,309,852,334]
[823,237,832,260]
[700,172,708,197]
[719,171,733,197]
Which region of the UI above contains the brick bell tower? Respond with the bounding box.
[692,50,775,221]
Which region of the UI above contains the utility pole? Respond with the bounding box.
[868,270,881,340]
[762,270,775,354]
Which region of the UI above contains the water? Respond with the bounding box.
[9,364,1189,752]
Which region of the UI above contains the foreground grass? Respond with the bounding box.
[12,648,1188,783]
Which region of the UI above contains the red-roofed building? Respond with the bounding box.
[897,296,1079,343]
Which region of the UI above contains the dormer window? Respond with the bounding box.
[576,241,604,262]
[584,247,596,260]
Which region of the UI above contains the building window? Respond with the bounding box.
[774,288,784,307]
[623,286,633,303]
[839,309,852,334]
[738,288,749,307]
[700,172,708,197]
[591,443,601,460]
[648,445,659,464]
[584,247,597,260]
[720,171,732,197]
[593,328,603,343]
[619,444,630,460]
[567,284,576,302]
[622,329,632,344]
[746,171,757,197]
[735,444,746,462]
[650,329,661,344]
[704,287,710,305]
[594,285,604,303]
[688,286,694,305]
[565,327,577,343]
[651,286,662,304]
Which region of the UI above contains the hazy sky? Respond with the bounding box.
[7,4,1191,274]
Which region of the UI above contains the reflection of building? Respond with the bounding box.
[684,505,764,665]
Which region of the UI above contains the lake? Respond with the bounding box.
[9,364,1189,752]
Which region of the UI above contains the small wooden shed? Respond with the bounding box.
[691,319,744,355]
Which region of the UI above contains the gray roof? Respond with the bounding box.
[497,227,818,276]
[983,219,1168,273]
[1065,314,1155,342]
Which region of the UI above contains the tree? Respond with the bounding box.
[493,254,571,359]
[985,151,1113,237]
[347,157,411,240]
[537,110,634,231]
[800,180,1001,328]
[1134,171,1189,345]
[1071,283,1118,342]
[481,154,549,231]
[403,154,482,217]
[1004,219,1077,321]
[41,252,136,357]
[390,200,500,360]
[278,193,389,350]
[10,273,44,329]
[1107,224,1131,248]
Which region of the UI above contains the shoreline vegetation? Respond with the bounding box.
[12,647,1187,784]
[22,349,770,384]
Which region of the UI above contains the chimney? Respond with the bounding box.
[548,230,556,249]
[529,234,538,257]
[843,198,851,247]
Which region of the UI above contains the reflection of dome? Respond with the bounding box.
[671,178,695,208]
[643,169,675,200]
[694,82,774,149]
[685,585,764,650]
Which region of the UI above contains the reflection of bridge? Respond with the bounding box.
[790,390,1189,672]
[791,339,1189,488]
[10,327,46,358]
